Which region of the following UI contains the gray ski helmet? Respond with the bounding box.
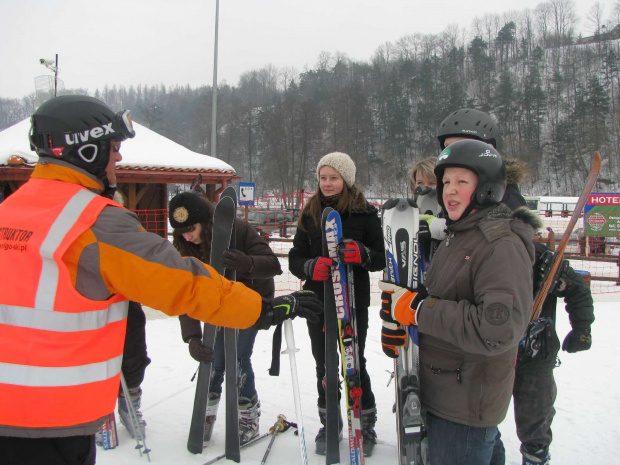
[434,139,506,211]
[437,108,498,149]
[29,95,135,181]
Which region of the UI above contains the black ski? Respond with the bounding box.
[322,207,341,465]
[187,195,235,454]
[531,151,601,321]
[221,186,241,462]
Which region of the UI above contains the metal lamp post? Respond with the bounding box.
[39,54,59,97]
[211,0,219,159]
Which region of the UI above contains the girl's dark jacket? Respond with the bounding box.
[416,204,539,428]
[180,218,282,342]
[288,198,385,309]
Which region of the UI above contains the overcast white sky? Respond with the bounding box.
[0,0,615,100]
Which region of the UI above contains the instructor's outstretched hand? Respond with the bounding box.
[253,290,324,329]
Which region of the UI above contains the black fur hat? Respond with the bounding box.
[169,191,209,229]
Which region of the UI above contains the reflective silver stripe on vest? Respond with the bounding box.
[0,355,122,387]
[35,189,97,311]
[0,301,128,332]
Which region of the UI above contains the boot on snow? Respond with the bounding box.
[238,394,261,444]
[118,387,146,439]
[361,406,378,457]
[204,392,221,442]
[521,444,551,465]
[315,406,343,455]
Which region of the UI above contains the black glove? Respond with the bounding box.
[381,318,408,358]
[418,221,431,243]
[303,257,334,281]
[188,337,214,362]
[562,328,592,353]
[254,290,324,330]
[222,249,253,273]
[337,239,370,267]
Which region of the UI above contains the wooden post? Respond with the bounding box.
[547,229,555,251]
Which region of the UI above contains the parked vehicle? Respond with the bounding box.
[241,209,299,238]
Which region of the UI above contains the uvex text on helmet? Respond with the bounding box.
[29,95,135,180]
[434,139,506,211]
[437,108,498,150]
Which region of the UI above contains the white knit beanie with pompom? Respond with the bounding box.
[316,152,356,188]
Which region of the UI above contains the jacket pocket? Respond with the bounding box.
[421,344,464,384]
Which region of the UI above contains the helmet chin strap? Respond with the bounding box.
[455,201,476,222]
[101,182,117,200]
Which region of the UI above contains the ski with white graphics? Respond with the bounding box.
[382,198,427,465]
[323,207,365,465]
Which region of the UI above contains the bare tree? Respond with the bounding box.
[395,33,423,62]
[535,1,552,47]
[549,0,577,45]
[315,51,334,72]
[611,1,620,26]
[372,41,399,73]
[438,24,463,56]
[519,9,536,59]
[587,2,605,36]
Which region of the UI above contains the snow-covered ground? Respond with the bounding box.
[96,287,620,465]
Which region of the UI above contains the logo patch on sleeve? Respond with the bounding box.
[485,303,509,325]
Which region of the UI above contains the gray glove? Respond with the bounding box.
[188,337,214,362]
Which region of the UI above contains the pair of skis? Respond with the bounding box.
[382,198,427,465]
[187,186,241,462]
[322,207,365,465]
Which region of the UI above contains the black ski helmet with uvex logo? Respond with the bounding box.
[434,139,506,211]
[29,95,135,183]
[437,108,499,150]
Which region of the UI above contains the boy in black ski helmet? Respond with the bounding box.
[380,139,539,465]
[437,108,526,211]
[435,108,594,465]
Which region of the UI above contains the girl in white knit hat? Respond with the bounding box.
[288,151,385,457]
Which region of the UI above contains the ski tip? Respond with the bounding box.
[382,198,400,210]
[594,151,606,169]
[382,198,416,211]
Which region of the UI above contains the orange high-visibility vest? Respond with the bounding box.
[0,178,128,430]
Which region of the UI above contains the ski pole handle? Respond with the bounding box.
[269,414,288,434]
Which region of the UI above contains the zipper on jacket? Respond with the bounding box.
[445,232,455,247]
[430,365,462,383]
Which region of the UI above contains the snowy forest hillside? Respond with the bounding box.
[1,0,619,198]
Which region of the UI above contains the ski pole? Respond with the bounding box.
[202,431,270,465]
[120,373,151,462]
[260,414,289,464]
[282,319,310,465]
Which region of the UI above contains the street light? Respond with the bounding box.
[39,54,59,97]
[211,1,219,159]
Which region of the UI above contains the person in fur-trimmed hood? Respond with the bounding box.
[288,151,385,456]
[380,140,541,465]
[488,158,595,465]
[502,156,529,211]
